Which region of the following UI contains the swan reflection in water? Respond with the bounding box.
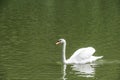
[62,65,67,80]
[71,63,96,77]
[62,63,97,80]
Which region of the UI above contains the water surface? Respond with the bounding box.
[0,0,120,80]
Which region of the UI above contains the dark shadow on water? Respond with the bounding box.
[0,0,9,7]
[0,0,9,13]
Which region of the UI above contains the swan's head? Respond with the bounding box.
[56,39,66,45]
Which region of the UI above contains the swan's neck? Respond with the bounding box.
[62,41,66,63]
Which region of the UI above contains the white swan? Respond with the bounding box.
[56,39,103,64]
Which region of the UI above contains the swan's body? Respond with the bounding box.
[56,39,103,64]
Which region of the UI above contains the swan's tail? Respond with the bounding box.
[96,56,103,60]
[91,56,103,62]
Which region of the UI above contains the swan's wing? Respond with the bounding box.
[69,47,96,61]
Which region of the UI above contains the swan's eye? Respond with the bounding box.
[59,40,62,42]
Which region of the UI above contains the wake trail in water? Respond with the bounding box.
[94,59,120,65]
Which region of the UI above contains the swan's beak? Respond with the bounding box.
[56,41,60,45]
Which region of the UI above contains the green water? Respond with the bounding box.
[0,0,120,80]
